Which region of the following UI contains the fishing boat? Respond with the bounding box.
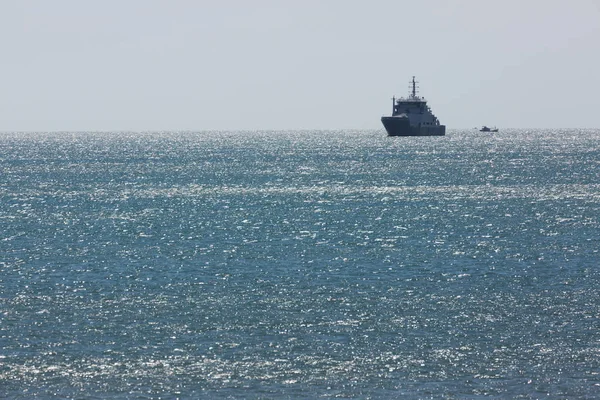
[480,126,499,132]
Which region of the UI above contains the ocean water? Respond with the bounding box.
[1,129,599,399]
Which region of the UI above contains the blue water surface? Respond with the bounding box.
[1,129,599,398]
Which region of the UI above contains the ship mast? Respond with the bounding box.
[410,76,419,99]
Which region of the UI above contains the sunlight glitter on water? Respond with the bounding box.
[1,129,600,398]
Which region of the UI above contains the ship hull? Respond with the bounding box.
[381,117,445,136]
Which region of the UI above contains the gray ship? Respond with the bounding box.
[381,76,445,136]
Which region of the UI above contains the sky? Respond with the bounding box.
[1,0,599,131]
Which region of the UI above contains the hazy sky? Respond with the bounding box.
[1,0,599,131]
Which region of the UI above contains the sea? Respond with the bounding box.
[1,129,599,399]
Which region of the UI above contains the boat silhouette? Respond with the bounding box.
[479,126,499,132]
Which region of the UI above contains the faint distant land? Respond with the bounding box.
[381,76,446,136]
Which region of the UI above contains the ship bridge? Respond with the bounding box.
[389,77,441,127]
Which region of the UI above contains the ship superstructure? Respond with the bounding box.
[381,76,445,136]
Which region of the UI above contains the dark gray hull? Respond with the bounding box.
[381,116,446,136]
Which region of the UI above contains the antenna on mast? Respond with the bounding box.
[409,76,419,99]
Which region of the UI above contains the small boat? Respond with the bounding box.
[480,126,498,132]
